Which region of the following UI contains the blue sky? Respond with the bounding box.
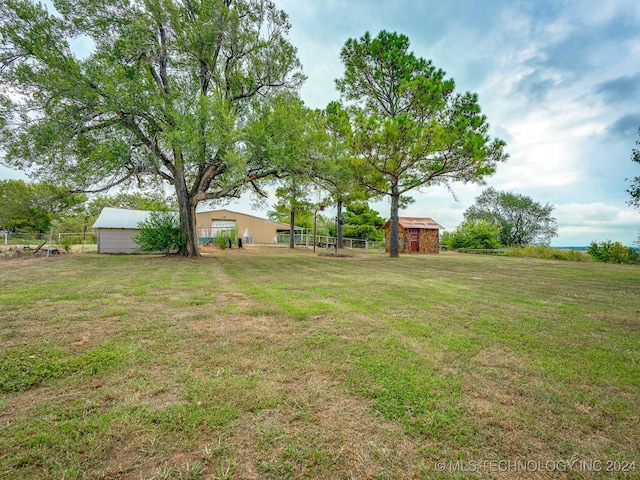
[2,0,639,245]
[265,0,640,246]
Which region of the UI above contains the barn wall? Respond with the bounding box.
[195,210,283,244]
[97,228,140,254]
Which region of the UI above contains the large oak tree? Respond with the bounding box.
[0,0,304,256]
[336,31,507,257]
[464,188,558,246]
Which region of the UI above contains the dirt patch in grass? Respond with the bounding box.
[464,346,554,457]
[1,301,126,352]
[225,369,426,479]
[190,314,295,347]
[317,251,356,258]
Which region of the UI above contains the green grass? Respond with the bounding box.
[0,247,638,479]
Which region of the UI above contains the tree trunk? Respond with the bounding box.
[337,199,344,249]
[175,179,200,257]
[289,209,295,249]
[389,187,400,258]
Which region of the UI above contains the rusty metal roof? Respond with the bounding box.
[384,217,445,230]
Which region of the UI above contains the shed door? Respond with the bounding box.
[410,229,420,252]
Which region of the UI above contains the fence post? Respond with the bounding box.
[47,228,53,258]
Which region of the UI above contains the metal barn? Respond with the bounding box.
[194,209,292,245]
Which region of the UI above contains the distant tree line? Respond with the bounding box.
[0,179,175,241]
[0,179,85,234]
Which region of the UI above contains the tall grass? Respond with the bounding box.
[507,245,591,261]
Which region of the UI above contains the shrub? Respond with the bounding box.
[133,211,185,255]
[213,227,237,250]
[441,220,501,250]
[587,240,640,264]
[59,236,73,252]
[214,235,229,249]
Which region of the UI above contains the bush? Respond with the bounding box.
[587,240,639,264]
[213,228,237,250]
[59,236,74,252]
[214,235,230,249]
[133,211,185,255]
[441,220,501,250]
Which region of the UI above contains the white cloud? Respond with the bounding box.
[556,202,638,225]
[555,202,639,245]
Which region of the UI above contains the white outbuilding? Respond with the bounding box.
[92,207,157,254]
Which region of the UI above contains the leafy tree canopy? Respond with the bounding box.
[335,31,507,257]
[464,187,558,246]
[588,240,639,265]
[340,202,385,241]
[312,102,371,247]
[267,183,317,231]
[255,96,329,246]
[84,191,177,218]
[0,179,85,233]
[628,126,639,244]
[0,0,304,256]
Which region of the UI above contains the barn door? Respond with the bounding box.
[211,220,237,237]
[410,229,420,252]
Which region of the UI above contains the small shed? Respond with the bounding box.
[194,209,296,245]
[93,207,160,254]
[384,217,445,254]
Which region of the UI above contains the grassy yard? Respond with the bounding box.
[0,247,638,479]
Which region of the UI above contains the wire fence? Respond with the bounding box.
[1,231,98,253]
[1,231,383,254]
[276,232,383,250]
